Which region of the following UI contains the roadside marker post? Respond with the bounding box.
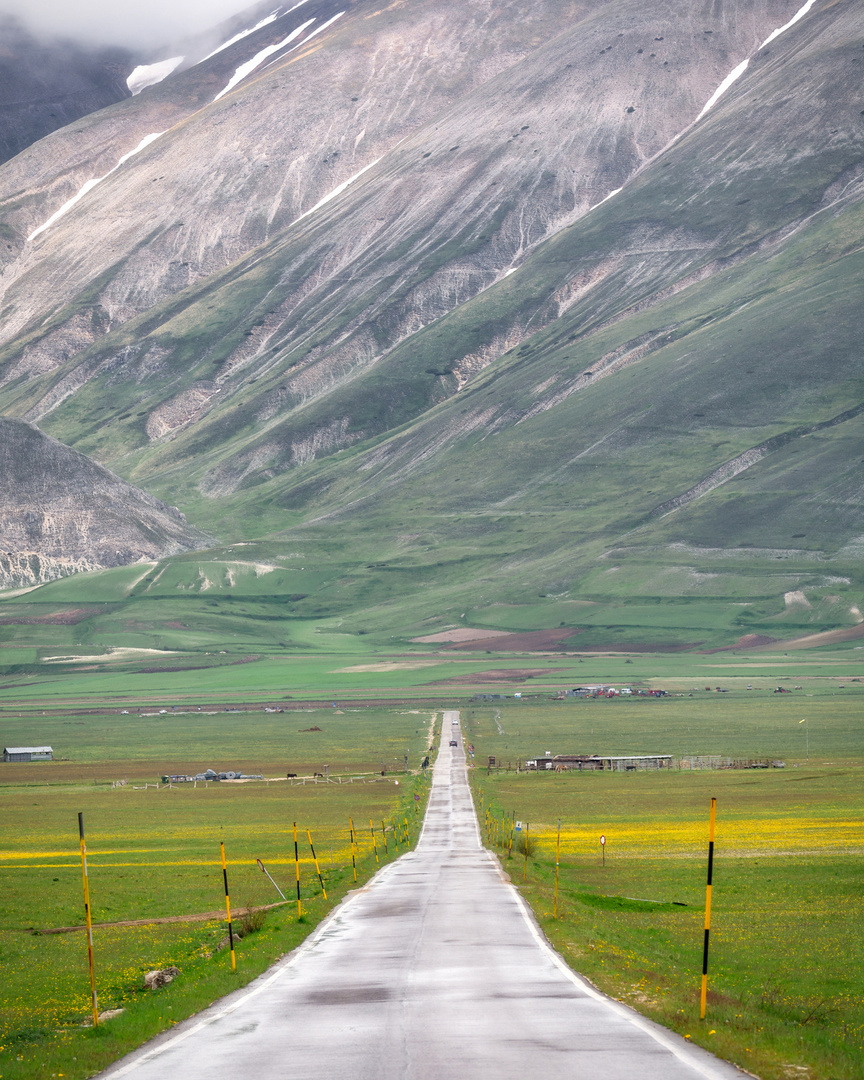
[257,857,286,901]
[370,820,380,865]
[77,813,99,1027]
[293,822,302,918]
[220,841,236,971]
[601,833,606,869]
[307,829,327,900]
[554,818,561,918]
[349,818,357,882]
[381,819,388,855]
[700,798,717,1019]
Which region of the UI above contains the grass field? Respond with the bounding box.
[0,706,436,778]
[0,710,437,1080]
[467,697,864,1080]
[0,649,860,1080]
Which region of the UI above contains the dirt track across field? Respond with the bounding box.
[434,668,567,684]
[442,629,581,651]
[32,900,289,935]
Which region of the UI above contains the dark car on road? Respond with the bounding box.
[449,739,458,747]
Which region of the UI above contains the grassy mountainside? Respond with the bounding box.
[29,0,856,641]
[0,0,860,646]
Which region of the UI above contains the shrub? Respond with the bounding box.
[236,905,266,938]
[514,832,538,858]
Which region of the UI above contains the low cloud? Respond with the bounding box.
[1,0,258,49]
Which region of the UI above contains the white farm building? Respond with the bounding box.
[3,746,53,762]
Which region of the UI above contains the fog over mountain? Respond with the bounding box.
[0,0,253,48]
[0,1,276,163]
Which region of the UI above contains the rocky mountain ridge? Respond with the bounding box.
[1,1,800,467]
[0,417,210,588]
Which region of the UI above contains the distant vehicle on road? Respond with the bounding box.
[449,740,458,747]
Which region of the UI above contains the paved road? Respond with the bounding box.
[104,711,745,1080]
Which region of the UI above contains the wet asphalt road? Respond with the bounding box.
[103,711,745,1080]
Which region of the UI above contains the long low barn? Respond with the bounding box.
[3,746,53,762]
[526,754,673,771]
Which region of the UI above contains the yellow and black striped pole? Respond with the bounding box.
[349,818,357,882]
[307,829,327,900]
[293,821,301,918]
[78,813,99,1027]
[381,819,388,855]
[220,841,236,971]
[700,797,717,1019]
[369,820,379,865]
[554,817,561,919]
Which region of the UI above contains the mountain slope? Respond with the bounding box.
[0,0,584,353]
[105,0,860,634]
[1,0,797,472]
[0,0,860,640]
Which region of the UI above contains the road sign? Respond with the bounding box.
[600,835,606,846]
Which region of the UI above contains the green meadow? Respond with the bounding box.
[0,707,436,777]
[468,697,864,1080]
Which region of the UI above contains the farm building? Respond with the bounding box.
[3,746,53,762]
[526,753,672,772]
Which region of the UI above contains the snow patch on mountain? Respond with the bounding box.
[261,11,346,71]
[200,11,282,63]
[589,186,622,212]
[213,18,315,101]
[760,0,820,49]
[698,59,750,118]
[292,155,382,226]
[27,133,164,242]
[127,57,184,95]
[698,0,819,119]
